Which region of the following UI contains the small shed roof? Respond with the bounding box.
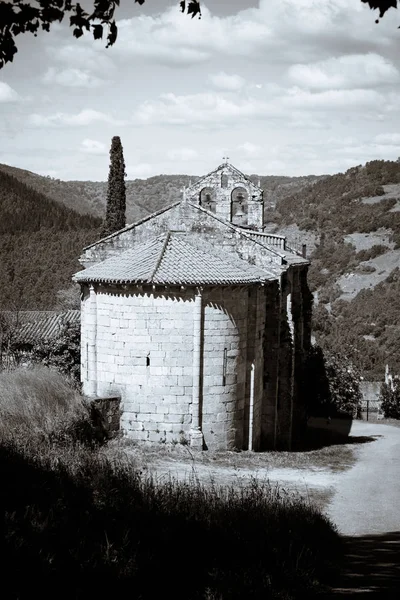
[16,310,80,344]
[73,231,276,286]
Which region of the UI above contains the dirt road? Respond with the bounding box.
[323,421,400,598]
[142,420,400,597]
[325,420,400,536]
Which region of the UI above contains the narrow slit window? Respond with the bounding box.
[146,354,150,367]
[222,348,227,386]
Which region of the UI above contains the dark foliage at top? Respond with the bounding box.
[0,0,201,69]
[101,136,126,237]
[362,0,398,20]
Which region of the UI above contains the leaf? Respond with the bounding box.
[73,27,84,39]
[180,1,186,13]
[362,0,398,18]
[106,20,117,48]
[92,24,103,40]
[187,0,201,18]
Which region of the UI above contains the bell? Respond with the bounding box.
[235,205,245,217]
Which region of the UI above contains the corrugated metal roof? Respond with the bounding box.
[74,232,275,286]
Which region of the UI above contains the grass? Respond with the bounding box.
[0,365,97,447]
[117,434,357,473]
[0,366,343,599]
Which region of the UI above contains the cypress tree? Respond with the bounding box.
[101,136,126,237]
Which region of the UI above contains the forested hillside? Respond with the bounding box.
[270,159,400,380]
[0,171,101,309]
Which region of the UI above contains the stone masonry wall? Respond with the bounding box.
[187,164,263,230]
[201,286,249,450]
[261,280,281,449]
[83,285,195,444]
[81,283,253,449]
[242,286,266,451]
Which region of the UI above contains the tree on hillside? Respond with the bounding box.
[0,1,396,70]
[379,375,400,419]
[101,135,126,237]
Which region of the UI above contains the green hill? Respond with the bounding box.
[269,159,400,380]
[0,170,101,310]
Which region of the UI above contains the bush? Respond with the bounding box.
[304,346,362,418]
[379,380,400,419]
[31,320,80,384]
[0,366,96,448]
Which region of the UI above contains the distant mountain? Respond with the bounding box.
[269,159,400,380]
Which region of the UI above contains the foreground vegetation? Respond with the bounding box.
[0,367,342,599]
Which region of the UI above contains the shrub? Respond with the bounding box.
[304,345,362,418]
[379,380,400,419]
[31,320,80,384]
[0,365,96,448]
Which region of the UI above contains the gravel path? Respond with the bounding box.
[323,420,400,598]
[325,420,400,535]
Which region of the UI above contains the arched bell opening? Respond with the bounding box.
[199,187,216,213]
[231,187,249,226]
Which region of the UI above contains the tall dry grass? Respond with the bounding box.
[0,366,343,599]
[0,365,96,448]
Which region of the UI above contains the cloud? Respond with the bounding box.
[133,92,279,127]
[209,72,246,91]
[374,133,400,145]
[167,148,198,161]
[80,139,108,155]
[126,163,153,179]
[28,109,122,128]
[43,67,105,88]
[111,5,272,67]
[237,142,263,157]
[47,43,114,73]
[283,87,386,110]
[104,0,397,69]
[0,82,21,102]
[288,54,399,90]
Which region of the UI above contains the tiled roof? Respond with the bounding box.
[15,310,80,344]
[74,232,275,286]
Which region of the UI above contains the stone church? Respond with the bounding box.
[73,161,312,451]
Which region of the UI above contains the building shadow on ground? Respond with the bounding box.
[294,424,378,451]
[323,531,400,598]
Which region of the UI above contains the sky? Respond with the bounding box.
[1,0,400,181]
